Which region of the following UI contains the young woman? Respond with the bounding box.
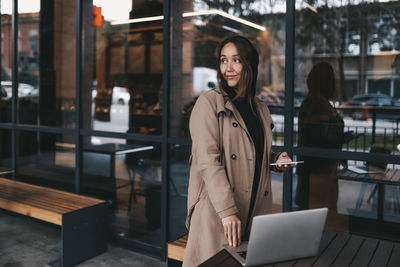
[183,36,293,266]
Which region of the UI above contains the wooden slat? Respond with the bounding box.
[388,244,400,267]
[332,235,364,267]
[369,241,394,267]
[0,178,105,225]
[168,235,188,262]
[313,233,350,267]
[199,249,241,267]
[0,190,78,213]
[0,178,103,212]
[0,198,62,225]
[350,237,378,267]
[294,231,337,267]
[0,178,103,205]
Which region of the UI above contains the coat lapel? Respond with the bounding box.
[214,87,252,139]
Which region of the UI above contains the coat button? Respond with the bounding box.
[232,122,238,127]
[231,154,237,160]
[264,191,269,196]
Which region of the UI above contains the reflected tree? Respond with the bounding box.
[296,0,400,99]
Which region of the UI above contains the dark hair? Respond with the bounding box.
[306,62,336,100]
[216,36,259,105]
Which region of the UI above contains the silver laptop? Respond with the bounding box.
[224,208,328,266]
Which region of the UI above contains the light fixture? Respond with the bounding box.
[111,9,266,31]
[303,1,318,14]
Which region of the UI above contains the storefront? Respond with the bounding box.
[1,0,399,260]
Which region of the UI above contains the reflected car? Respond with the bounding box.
[92,86,131,105]
[258,87,306,115]
[112,86,130,104]
[341,93,400,120]
[1,81,37,98]
[343,93,399,107]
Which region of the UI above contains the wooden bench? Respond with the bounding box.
[167,204,283,265]
[0,177,108,267]
[168,234,188,263]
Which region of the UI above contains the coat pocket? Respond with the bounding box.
[185,180,205,230]
[185,197,200,230]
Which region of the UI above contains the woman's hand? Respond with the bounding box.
[275,152,294,171]
[222,215,241,247]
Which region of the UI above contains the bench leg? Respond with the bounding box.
[61,203,108,267]
[168,258,183,267]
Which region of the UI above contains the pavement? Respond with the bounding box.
[0,210,166,267]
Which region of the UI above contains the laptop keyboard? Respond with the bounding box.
[238,251,247,260]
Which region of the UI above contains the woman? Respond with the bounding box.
[295,62,353,230]
[183,36,293,266]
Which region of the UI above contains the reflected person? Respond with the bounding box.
[296,62,354,229]
[183,35,293,266]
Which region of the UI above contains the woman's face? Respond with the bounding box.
[220,42,243,89]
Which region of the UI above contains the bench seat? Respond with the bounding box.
[0,177,108,267]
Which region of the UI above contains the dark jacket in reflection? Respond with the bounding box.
[296,62,347,212]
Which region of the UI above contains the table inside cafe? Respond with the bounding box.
[84,143,154,179]
[199,232,400,267]
[337,166,400,221]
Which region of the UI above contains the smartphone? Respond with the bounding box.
[269,161,304,166]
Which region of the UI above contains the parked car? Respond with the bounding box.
[112,86,130,104]
[341,93,400,120]
[258,87,306,115]
[92,86,131,105]
[343,93,400,107]
[1,80,37,98]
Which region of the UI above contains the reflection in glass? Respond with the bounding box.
[169,1,286,141]
[83,0,163,135]
[17,0,77,127]
[17,131,75,191]
[294,0,400,152]
[82,136,161,247]
[1,1,12,123]
[169,144,190,241]
[294,0,400,233]
[0,129,11,174]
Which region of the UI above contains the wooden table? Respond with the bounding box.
[199,232,400,266]
[338,168,400,221]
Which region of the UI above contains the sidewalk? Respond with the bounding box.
[0,210,166,267]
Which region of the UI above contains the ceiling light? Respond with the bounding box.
[111,9,266,31]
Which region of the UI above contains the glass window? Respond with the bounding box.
[1,0,12,123]
[293,156,400,231]
[17,131,75,192]
[169,0,286,141]
[294,0,400,151]
[169,143,190,241]
[82,0,163,135]
[17,0,76,128]
[294,0,400,233]
[82,136,162,247]
[0,128,11,174]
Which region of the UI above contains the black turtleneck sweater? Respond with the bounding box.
[224,86,265,230]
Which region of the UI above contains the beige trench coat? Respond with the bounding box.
[183,87,281,267]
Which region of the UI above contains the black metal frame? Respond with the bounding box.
[0,0,399,262]
[75,0,83,194]
[11,0,18,179]
[283,0,296,212]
